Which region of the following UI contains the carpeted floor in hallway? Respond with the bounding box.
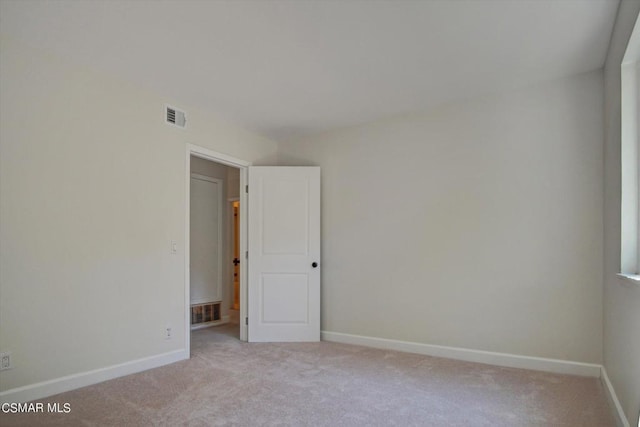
[0,323,615,426]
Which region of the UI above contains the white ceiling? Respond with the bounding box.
[0,0,619,141]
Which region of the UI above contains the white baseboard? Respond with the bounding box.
[321,331,602,377]
[601,367,631,427]
[0,349,188,404]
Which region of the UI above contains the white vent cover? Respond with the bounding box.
[165,105,186,128]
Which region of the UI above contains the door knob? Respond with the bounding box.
[312,262,318,268]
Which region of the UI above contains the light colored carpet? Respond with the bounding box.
[1,324,615,426]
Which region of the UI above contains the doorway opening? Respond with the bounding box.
[190,171,224,329]
[186,145,250,357]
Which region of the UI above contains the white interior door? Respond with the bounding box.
[248,167,320,342]
[190,174,222,304]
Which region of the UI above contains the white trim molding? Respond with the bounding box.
[0,349,188,404]
[617,273,640,287]
[601,367,632,427]
[321,331,602,377]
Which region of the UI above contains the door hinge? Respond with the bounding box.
[245,185,248,193]
[245,317,248,325]
[245,251,248,259]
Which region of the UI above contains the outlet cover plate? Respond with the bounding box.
[0,352,12,371]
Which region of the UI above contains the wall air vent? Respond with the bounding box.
[165,104,186,128]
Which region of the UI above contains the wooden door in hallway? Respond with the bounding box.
[232,200,240,310]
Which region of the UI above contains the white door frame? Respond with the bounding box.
[185,144,250,355]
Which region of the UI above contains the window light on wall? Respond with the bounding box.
[620,14,640,283]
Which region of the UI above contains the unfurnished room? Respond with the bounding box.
[0,0,639,426]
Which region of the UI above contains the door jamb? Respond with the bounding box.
[185,144,250,356]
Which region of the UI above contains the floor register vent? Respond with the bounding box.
[191,301,221,329]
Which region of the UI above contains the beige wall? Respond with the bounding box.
[0,36,277,392]
[603,1,640,424]
[279,70,604,364]
[227,167,241,200]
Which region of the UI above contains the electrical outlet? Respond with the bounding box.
[0,352,12,371]
[165,327,172,340]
